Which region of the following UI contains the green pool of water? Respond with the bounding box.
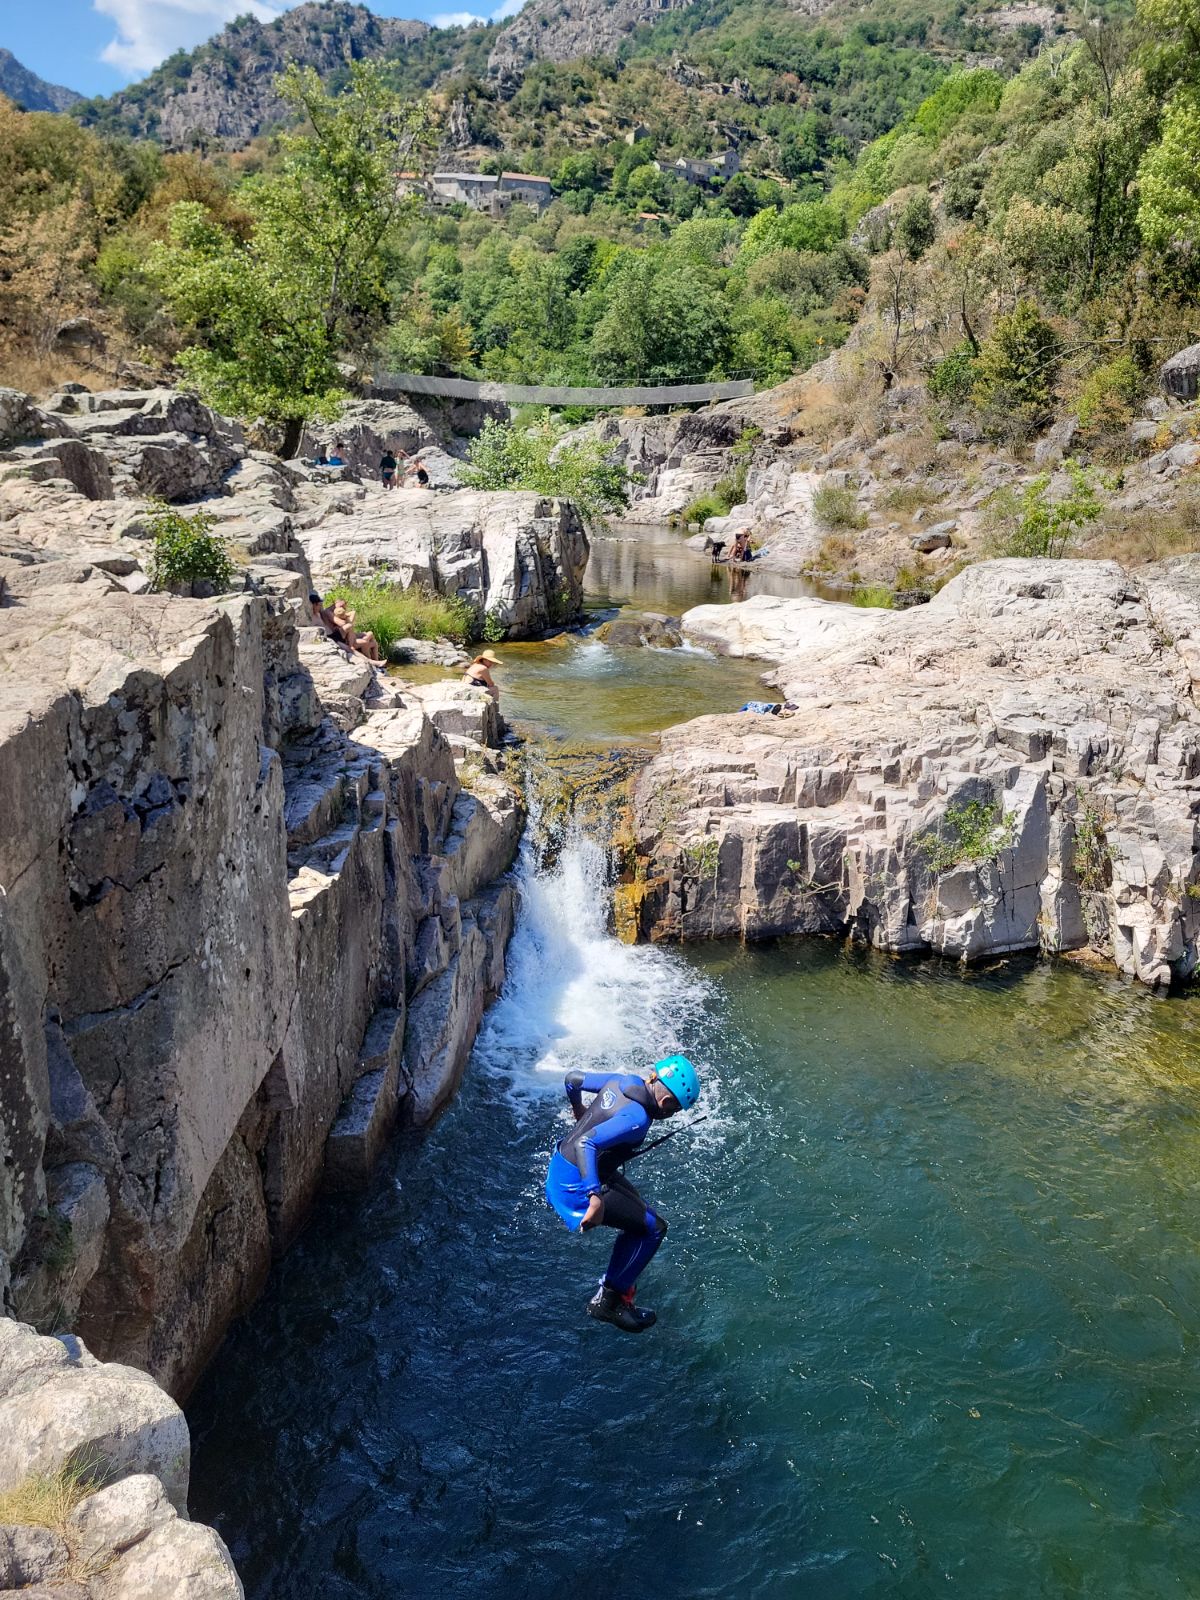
[188,520,1200,1599]
[393,523,800,742]
[190,848,1200,1599]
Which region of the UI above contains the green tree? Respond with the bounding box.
[971,299,1062,440]
[1138,90,1200,249]
[460,413,632,524]
[896,192,935,259]
[740,201,844,264]
[151,63,432,454]
[989,460,1105,558]
[589,253,733,384]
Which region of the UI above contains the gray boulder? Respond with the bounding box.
[0,1524,69,1587]
[0,1323,190,1513]
[1161,342,1200,402]
[297,489,589,639]
[910,520,956,552]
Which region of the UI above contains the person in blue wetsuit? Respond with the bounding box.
[545,1055,701,1333]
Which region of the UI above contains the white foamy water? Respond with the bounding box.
[472,826,714,1104]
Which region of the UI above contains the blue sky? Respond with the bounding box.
[4,0,518,99]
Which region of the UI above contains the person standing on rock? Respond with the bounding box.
[380,449,398,489]
[545,1056,701,1333]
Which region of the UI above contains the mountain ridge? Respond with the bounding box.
[69,0,1071,152]
[0,47,83,112]
[75,3,435,147]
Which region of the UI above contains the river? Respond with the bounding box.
[189,523,1200,1599]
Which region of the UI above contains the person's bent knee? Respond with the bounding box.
[651,1212,668,1240]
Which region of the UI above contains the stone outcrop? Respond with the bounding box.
[0,48,82,112]
[0,384,585,639]
[1,518,522,1400]
[633,560,1200,989]
[296,488,590,636]
[89,3,429,148]
[1161,344,1200,404]
[488,0,695,88]
[582,406,762,522]
[0,1320,241,1598]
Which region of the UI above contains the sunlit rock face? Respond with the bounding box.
[635,559,1200,990]
[0,428,523,1396]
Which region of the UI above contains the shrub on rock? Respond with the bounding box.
[971,299,1062,443]
[145,503,236,595]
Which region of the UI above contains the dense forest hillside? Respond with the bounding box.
[1,0,1195,454]
[0,48,82,113]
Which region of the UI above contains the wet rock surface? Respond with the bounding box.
[635,560,1200,989]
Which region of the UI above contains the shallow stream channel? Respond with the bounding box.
[190,524,1200,1599]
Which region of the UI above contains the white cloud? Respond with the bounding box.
[95,0,285,76]
[430,0,524,25]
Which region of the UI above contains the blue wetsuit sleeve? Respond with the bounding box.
[577,1101,651,1195]
[564,1070,611,1113]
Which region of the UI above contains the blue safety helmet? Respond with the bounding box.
[654,1054,700,1111]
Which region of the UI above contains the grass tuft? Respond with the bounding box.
[324,577,476,653]
[851,584,894,608]
[0,1463,98,1531]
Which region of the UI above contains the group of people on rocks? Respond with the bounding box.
[309,592,383,665]
[308,437,432,490]
[308,590,505,702]
[378,448,431,490]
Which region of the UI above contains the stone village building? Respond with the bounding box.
[397,170,555,215]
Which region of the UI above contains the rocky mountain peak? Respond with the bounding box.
[488,0,696,86]
[81,1,430,148]
[0,47,83,112]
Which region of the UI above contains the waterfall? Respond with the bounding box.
[471,765,712,1100]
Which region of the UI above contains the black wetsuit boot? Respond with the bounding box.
[587,1285,656,1333]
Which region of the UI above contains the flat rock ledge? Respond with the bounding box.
[0,1318,241,1599]
[633,559,1200,990]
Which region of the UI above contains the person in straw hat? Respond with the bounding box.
[463,649,502,702]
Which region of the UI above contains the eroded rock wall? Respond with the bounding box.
[0,550,522,1398]
[633,560,1200,989]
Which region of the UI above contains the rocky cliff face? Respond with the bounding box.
[0,384,551,1399]
[81,2,429,147]
[632,560,1200,990]
[487,0,695,87]
[0,49,82,113]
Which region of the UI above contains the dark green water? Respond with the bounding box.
[189,521,1200,1597]
[190,858,1200,1599]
